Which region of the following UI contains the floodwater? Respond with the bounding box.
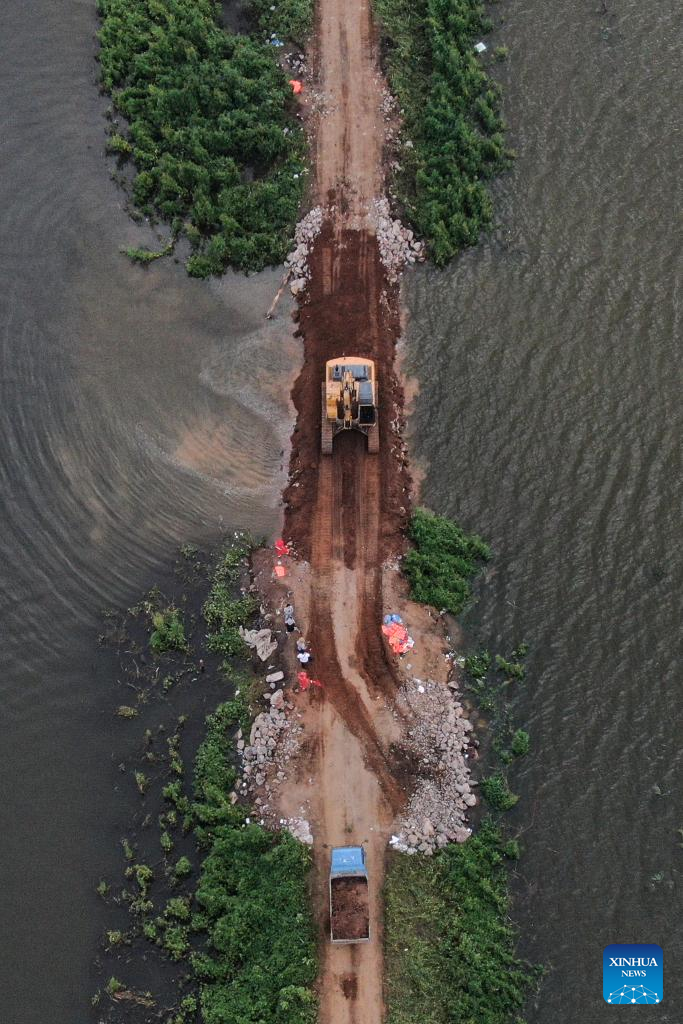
[403,0,681,1019]
[0,2,298,1022]
[0,0,679,1022]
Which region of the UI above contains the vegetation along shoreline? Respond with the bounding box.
[97,0,510,275]
[94,519,539,1022]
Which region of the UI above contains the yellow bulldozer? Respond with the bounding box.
[321,357,379,455]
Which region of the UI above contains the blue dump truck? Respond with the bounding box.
[329,846,370,943]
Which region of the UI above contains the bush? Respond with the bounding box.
[150,607,188,654]
[373,0,512,264]
[384,821,539,1022]
[97,0,309,274]
[172,855,193,881]
[481,771,519,811]
[510,728,530,758]
[203,545,258,656]
[495,654,526,680]
[250,0,313,48]
[403,508,490,614]
[194,827,317,1023]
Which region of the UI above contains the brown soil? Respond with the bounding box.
[283,224,411,561]
[331,877,370,940]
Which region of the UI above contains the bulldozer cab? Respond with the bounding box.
[322,357,379,454]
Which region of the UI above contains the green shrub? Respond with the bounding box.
[481,771,519,811]
[403,508,490,614]
[194,827,317,1023]
[97,0,308,274]
[106,132,132,155]
[464,650,491,679]
[134,863,154,895]
[163,924,190,960]
[150,607,188,654]
[165,896,192,921]
[250,0,313,47]
[495,654,526,680]
[510,728,530,758]
[384,821,539,1022]
[105,977,124,997]
[134,770,149,795]
[124,243,173,265]
[373,0,512,264]
[503,838,521,860]
[173,855,193,881]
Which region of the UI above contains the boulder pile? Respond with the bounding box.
[371,197,425,283]
[237,688,303,801]
[287,205,323,295]
[391,676,476,854]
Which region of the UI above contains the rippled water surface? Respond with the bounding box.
[1,0,680,1020]
[0,3,298,1021]
[404,0,681,1019]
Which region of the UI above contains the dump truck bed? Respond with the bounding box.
[329,846,370,943]
[330,876,370,943]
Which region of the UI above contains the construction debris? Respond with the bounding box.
[391,676,476,854]
[240,699,303,790]
[239,626,278,661]
[370,197,425,283]
[280,817,313,845]
[286,205,324,292]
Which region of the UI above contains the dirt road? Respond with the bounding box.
[313,0,385,219]
[277,1,410,1021]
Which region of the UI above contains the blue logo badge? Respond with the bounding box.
[603,944,663,1004]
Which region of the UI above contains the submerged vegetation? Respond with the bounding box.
[203,540,258,658]
[373,0,512,265]
[96,539,317,1022]
[404,507,490,614]
[384,821,540,1023]
[97,0,311,275]
[150,606,188,654]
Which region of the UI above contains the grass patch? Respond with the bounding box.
[150,606,188,654]
[481,771,519,811]
[123,241,174,265]
[373,0,512,265]
[384,821,540,1023]
[97,0,311,275]
[404,507,490,614]
[189,700,318,1023]
[203,543,259,657]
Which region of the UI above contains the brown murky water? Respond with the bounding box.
[0,0,679,1021]
[403,0,681,1019]
[0,3,298,1021]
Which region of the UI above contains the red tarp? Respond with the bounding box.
[274,538,290,556]
[289,79,303,95]
[381,621,414,655]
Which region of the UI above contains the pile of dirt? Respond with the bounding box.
[330,877,370,940]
